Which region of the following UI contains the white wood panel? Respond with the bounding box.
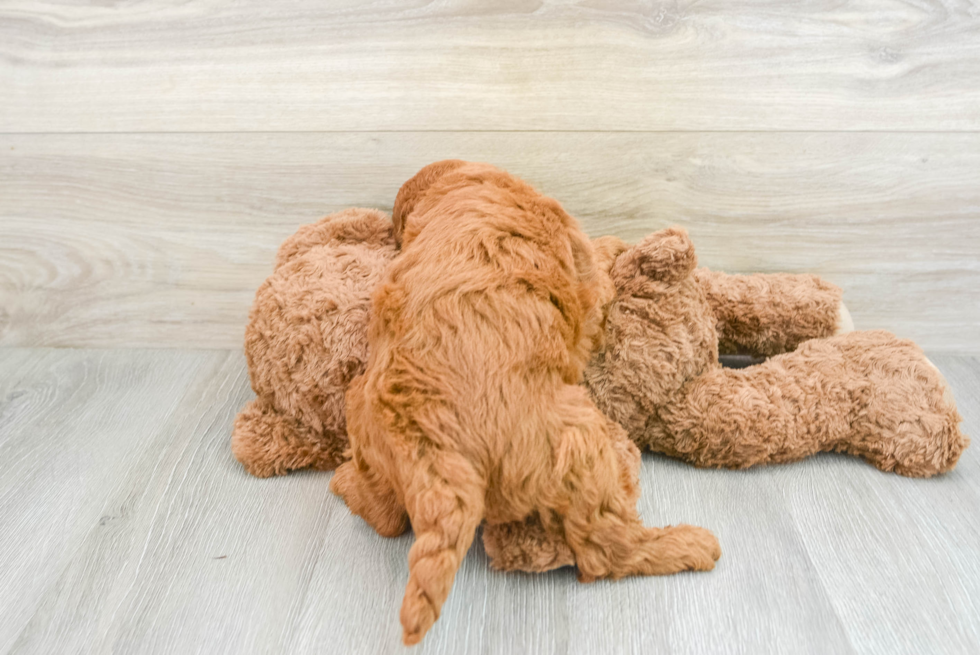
[2,132,978,351]
[1,348,977,654]
[2,0,979,132]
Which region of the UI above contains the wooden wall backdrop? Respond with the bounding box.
[2,1,979,351]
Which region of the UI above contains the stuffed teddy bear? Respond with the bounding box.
[583,228,968,478]
[231,207,396,477]
[233,206,967,481]
[231,207,844,479]
[232,168,968,573]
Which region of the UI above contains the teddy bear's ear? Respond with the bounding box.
[612,226,697,286]
[392,159,468,246]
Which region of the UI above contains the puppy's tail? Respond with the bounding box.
[400,452,484,646]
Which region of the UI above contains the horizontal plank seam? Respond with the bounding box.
[3,130,980,136]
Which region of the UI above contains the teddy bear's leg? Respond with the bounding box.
[827,332,967,476]
[693,268,851,357]
[654,331,968,477]
[540,386,720,582]
[482,517,575,573]
[231,398,347,478]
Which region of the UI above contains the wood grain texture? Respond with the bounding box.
[2,0,980,132]
[0,348,977,654]
[2,132,978,351]
[784,354,980,654]
[0,348,228,654]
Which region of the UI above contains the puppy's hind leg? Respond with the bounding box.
[331,374,409,538]
[547,387,720,582]
[330,457,409,538]
[400,450,485,646]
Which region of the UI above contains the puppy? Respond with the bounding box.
[331,161,720,645]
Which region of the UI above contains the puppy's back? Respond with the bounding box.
[375,163,600,389]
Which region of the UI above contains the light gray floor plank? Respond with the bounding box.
[782,355,980,653]
[2,132,978,352]
[0,348,228,654]
[1,349,977,654]
[2,1,979,132]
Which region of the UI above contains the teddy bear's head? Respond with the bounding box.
[584,227,719,451]
[244,208,397,439]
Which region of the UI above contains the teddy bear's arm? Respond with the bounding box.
[232,398,347,477]
[692,268,850,357]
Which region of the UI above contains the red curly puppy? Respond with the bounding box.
[330,161,721,645]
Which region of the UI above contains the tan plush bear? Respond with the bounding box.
[231,208,396,477]
[583,227,968,479]
[232,181,967,575]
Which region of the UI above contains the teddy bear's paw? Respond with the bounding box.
[872,354,967,478]
[231,405,290,478]
[817,331,970,477]
[835,300,855,335]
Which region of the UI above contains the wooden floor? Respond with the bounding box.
[0,347,977,655]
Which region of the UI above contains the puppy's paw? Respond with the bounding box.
[666,524,722,571]
[328,460,355,499]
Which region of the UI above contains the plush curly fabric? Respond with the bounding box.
[585,228,969,478]
[695,268,844,357]
[650,331,967,476]
[231,208,397,477]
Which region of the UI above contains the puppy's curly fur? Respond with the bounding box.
[330,161,720,645]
